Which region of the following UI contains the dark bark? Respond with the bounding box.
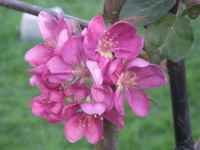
[103,0,126,23]
[195,140,200,150]
[167,60,194,150]
[167,0,194,149]
[96,121,118,150]
[0,0,88,27]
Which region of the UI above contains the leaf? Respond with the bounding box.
[122,16,145,25]
[183,4,200,19]
[145,15,194,61]
[185,0,200,7]
[120,0,176,25]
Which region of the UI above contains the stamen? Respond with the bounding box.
[99,50,113,58]
[85,96,91,102]
[117,72,137,89]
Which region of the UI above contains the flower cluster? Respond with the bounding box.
[25,11,167,144]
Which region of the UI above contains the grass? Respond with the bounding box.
[0,0,200,150]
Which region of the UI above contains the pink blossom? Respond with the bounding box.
[108,58,167,117]
[63,104,103,144]
[38,11,72,50]
[64,82,90,103]
[25,11,78,88]
[45,35,104,89]
[25,12,167,145]
[63,104,124,144]
[25,11,71,66]
[64,82,113,114]
[83,16,144,61]
[31,88,64,123]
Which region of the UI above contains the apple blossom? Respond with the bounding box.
[107,58,167,117]
[25,12,167,145]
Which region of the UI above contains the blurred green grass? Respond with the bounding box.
[0,0,200,150]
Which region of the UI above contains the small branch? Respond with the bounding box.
[0,0,88,27]
[96,121,118,150]
[103,0,126,23]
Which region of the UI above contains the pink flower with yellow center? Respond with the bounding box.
[83,16,144,61]
[108,58,167,117]
[63,104,124,144]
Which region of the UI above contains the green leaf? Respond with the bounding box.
[183,4,200,19]
[120,0,176,24]
[145,15,194,61]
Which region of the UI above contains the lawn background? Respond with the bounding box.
[0,0,200,150]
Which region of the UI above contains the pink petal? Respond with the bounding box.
[86,60,103,85]
[83,16,105,53]
[62,104,80,120]
[29,76,48,93]
[126,89,150,117]
[29,75,39,86]
[47,104,63,123]
[114,89,125,115]
[47,74,74,85]
[32,99,45,117]
[64,83,89,102]
[38,11,58,43]
[81,103,106,115]
[96,55,110,74]
[56,29,69,50]
[47,113,62,123]
[84,118,103,144]
[133,64,167,89]
[25,44,51,66]
[61,36,83,65]
[38,11,69,46]
[106,22,143,59]
[107,59,123,83]
[91,85,113,110]
[114,35,144,59]
[47,56,72,74]
[30,64,48,74]
[104,110,124,128]
[127,58,150,68]
[107,59,121,76]
[88,16,105,39]
[64,114,84,143]
[49,91,64,102]
[50,102,63,114]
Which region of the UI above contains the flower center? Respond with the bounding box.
[98,50,113,58]
[117,71,137,89]
[45,40,56,48]
[97,35,117,59]
[79,114,103,128]
[73,63,89,77]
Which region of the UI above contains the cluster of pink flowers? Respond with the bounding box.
[25,11,167,144]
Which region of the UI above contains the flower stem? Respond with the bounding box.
[96,121,118,150]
